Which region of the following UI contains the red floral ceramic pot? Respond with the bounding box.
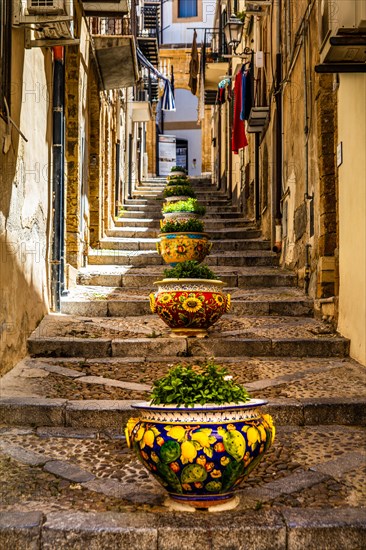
[125,400,275,509]
[157,233,212,266]
[150,278,230,337]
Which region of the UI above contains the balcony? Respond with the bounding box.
[202,29,229,102]
[89,17,138,89]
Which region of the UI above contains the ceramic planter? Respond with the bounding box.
[150,278,230,337]
[162,211,201,223]
[157,232,211,266]
[165,195,194,203]
[126,400,275,509]
[167,172,188,180]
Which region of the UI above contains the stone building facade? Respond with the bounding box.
[208,0,365,364]
[0,0,154,374]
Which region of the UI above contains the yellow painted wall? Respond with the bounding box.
[337,74,366,365]
[0,31,52,374]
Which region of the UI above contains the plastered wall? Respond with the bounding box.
[0,32,52,375]
[337,74,366,365]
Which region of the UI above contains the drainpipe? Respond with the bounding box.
[274,2,283,251]
[303,24,310,201]
[304,243,311,294]
[255,133,260,222]
[128,132,133,199]
[51,46,65,312]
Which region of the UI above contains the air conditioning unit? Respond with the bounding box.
[13,0,76,44]
[319,0,366,63]
[27,0,65,15]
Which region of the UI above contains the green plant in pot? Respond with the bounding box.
[166,176,189,185]
[150,261,230,337]
[162,198,206,222]
[125,361,275,510]
[163,185,196,201]
[157,219,212,266]
[167,166,187,179]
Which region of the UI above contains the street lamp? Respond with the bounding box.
[224,14,244,54]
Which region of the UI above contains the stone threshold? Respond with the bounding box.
[0,396,365,428]
[0,508,365,549]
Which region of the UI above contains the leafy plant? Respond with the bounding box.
[170,166,187,173]
[163,186,196,199]
[150,361,251,406]
[162,198,206,215]
[163,260,216,280]
[166,176,189,185]
[160,218,205,234]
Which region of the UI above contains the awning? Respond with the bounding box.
[132,101,152,122]
[136,48,176,111]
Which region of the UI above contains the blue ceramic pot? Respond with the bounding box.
[126,400,275,509]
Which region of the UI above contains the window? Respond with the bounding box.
[178,0,197,18]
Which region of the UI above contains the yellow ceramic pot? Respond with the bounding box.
[157,232,212,266]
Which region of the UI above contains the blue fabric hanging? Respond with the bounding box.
[136,48,176,111]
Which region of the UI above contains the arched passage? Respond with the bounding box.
[161,88,202,176]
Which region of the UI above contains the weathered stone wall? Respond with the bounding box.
[65,45,82,268]
[0,30,52,375]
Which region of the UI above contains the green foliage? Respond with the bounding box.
[160,218,205,234]
[166,176,190,185]
[170,166,187,173]
[162,198,206,215]
[150,361,251,406]
[163,260,216,280]
[163,186,196,199]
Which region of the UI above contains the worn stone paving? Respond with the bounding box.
[29,313,340,341]
[0,425,365,515]
[2,356,365,401]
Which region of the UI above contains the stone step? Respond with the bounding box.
[60,286,313,317]
[26,314,350,359]
[87,249,278,268]
[118,210,246,219]
[91,238,271,256]
[1,355,364,424]
[97,228,262,247]
[77,265,297,288]
[113,218,254,229]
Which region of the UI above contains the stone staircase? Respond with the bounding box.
[0,178,365,548]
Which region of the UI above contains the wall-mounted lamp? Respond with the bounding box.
[224,14,253,58]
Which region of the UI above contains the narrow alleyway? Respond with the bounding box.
[1,178,365,546]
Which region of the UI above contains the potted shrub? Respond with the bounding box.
[157,218,211,266]
[149,261,230,337]
[169,165,187,178]
[125,361,275,510]
[162,198,206,223]
[163,185,196,202]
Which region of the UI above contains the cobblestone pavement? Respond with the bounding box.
[0,425,365,514]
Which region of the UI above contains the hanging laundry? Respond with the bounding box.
[240,68,253,121]
[189,30,199,95]
[232,71,248,154]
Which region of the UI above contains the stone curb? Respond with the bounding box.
[0,509,365,549]
[27,336,350,359]
[0,397,364,428]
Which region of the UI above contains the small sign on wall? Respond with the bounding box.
[337,142,343,167]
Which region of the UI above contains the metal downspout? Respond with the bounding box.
[51,46,65,312]
[255,133,260,221]
[274,2,283,247]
